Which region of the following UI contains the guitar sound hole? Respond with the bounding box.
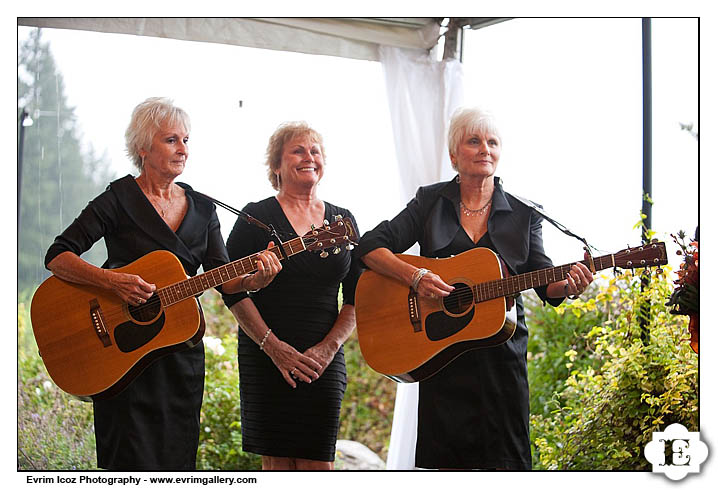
[443,282,474,315]
[128,294,162,322]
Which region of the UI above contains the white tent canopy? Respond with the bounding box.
[18,17,509,61]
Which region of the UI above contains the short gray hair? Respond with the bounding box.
[447,107,501,170]
[125,97,191,171]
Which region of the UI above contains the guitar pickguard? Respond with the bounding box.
[425,307,474,341]
[114,313,166,353]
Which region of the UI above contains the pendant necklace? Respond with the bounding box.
[460,199,492,217]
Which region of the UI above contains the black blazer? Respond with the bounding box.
[356,176,562,307]
[45,174,229,277]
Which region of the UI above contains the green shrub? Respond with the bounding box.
[529,269,698,470]
[340,330,395,461]
[196,332,261,470]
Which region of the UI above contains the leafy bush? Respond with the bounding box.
[529,269,698,470]
[340,330,395,461]
[197,333,261,470]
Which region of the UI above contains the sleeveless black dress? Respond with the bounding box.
[222,198,361,462]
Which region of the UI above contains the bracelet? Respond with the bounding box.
[258,329,271,351]
[241,274,260,294]
[411,268,430,291]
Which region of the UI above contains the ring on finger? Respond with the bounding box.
[290,368,296,376]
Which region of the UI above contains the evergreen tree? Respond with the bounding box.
[18,28,115,295]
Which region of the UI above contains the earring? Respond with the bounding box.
[456,174,461,183]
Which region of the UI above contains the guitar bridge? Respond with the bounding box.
[90,299,112,347]
[407,290,422,332]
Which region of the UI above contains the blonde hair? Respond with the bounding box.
[447,107,501,170]
[265,121,326,190]
[125,97,191,171]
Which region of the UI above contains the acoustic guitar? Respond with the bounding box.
[30,217,358,400]
[355,242,667,383]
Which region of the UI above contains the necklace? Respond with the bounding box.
[460,199,492,217]
[147,190,174,218]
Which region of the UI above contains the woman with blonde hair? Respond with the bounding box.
[223,121,361,470]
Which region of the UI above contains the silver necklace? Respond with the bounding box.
[460,199,492,217]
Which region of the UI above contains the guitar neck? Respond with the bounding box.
[157,237,305,306]
[474,253,617,302]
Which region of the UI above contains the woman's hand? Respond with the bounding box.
[264,338,322,389]
[243,241,283,291]
[415,271,454,299]
[302,342,338,378]
[105,270,156,306]
[564,252,595,297]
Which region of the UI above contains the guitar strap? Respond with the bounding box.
[191,191,290,261]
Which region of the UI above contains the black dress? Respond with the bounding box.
[222,197,361,462]
[44,175,230,470]
[356,176,563,469]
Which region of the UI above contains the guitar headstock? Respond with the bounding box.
[613,241,668,269]
[301,215,359,257]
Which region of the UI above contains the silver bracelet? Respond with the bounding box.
[411,268,430,291]
[258,328,272,351]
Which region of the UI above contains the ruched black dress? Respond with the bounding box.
[222,197,361,462]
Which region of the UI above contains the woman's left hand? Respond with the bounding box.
[244,241,283,291]
[302,342,337,379]
[565,251,595,296]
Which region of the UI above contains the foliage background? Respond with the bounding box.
[18,268,697,470]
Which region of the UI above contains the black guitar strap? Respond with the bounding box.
[191,190,290,261]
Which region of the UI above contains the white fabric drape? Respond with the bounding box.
[379,45,464,470]
[18,18,440,62]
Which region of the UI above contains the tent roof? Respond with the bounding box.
[17,17,510,61]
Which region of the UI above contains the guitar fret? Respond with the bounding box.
[153,221,354,307]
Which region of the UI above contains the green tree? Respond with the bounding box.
[18,28,115,295]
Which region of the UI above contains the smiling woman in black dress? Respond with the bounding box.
[356,107,594,469]
[222,121,361,470]
[44,97,281,470]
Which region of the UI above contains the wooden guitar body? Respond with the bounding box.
[29,217,359,399]
[355,242,668,383]
[30,250,203,400]
[355,248,515,382]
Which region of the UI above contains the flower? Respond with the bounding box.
[666,230,699,353]
[204,336,225,356]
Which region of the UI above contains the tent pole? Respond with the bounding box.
[641,18,652,242]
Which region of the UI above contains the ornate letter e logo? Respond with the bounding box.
[644,423,708,481]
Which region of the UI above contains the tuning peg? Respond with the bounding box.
[323,219,329,226]
[333,247,341,255]
[345,244,354,251]
[320,251,329,259]
[335,215,343,220]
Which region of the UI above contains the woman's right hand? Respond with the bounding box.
[105,270,156,306]
[414,270,454,299]
[263,337,322,389]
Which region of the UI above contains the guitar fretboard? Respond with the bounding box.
[157,237,306,306]
[473,254,616,303]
